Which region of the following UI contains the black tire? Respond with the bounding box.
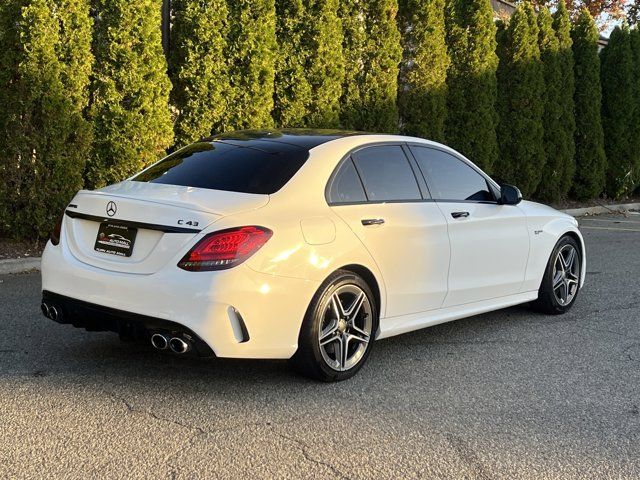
[532,235,582,315]
[291,269,378,382]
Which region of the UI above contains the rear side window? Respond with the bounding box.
[351,146,421,202]
[132,140,308,194]
[411,147,494,202]
[327,158,367,203]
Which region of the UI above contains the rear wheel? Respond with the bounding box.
[292,270,378,382]
[532,235,581,314]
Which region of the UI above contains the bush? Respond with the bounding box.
[630,28,640,193]
[600,25,635,199]
[340,0,402,132]
[170,0,229,147]
[444,0,498,172]
[571,8,606,200]
[0,0,92,238]
[227,0,277,129]
[398,0,449,141]
[535,5,576,202]
[495,1,545,196]
[87,0,173,189]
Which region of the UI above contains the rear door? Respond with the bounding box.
[328,144,450,318]
[409,145,529,307]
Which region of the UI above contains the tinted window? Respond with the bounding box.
[411,147,494,202]
[351,146,421,201]
[328,158,367,203]
[132,140,308,194]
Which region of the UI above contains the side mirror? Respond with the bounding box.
[499,184,522,205]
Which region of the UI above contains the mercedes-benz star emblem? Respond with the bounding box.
[106,201,117,217]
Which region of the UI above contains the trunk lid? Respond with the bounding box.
[63,181,269,274]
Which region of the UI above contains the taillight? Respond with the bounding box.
[50,210,65,246]
[178,226,272,271]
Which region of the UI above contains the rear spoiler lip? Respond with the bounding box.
[65,210,202,234]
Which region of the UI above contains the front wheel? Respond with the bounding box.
[532,235,582,314]
[291,270,378,382]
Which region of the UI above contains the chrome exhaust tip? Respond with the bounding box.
[169,337,191,354]
[150,333,169,350]
[48,305,59,322]
[41,302,49,318]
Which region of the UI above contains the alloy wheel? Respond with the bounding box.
[552,244,580,306]
[318,284,373,372]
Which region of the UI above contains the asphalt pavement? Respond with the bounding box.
[1,213,639,479]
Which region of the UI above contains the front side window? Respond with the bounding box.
[411,147,494,202]
[351,145,421,202]
[327,158,367,204]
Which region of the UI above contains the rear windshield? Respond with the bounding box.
[132,140,308,194]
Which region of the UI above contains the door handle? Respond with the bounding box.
[361,218,385,226]
[451,211,470,219]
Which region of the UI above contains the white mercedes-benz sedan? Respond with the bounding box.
[41,130,585,381]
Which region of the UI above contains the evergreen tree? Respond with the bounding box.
[398,0,449,141]
[305,0,344,128]
[444,0,498,172]
[571,8,606,200]
[340,0,402,132]
[274,0,312,127]
[88,0,173,188]
[628,28,640,193]
[495,1,545,196]
[601,25,635,199]
[536,6,575,201]
[553,0,577,198]
[0,0,92,238]
[227,0,277,129]
[170,0,229,147]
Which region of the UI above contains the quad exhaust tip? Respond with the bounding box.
[169,337,191,354]
[42,302,61,322]
[41,302,49,317]
[150,333,169,350]
[48,305,59,322]
[151,333,191,354]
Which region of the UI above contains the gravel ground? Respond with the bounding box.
[0,213,638,479]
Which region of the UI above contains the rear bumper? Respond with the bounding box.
[41,241,320,359]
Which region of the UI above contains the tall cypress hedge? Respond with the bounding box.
[571,9,606,200]
[495,1,545,196]
[600,25,635,199]
[630,28,640,193]
[227,0,277,129]
[398,0,449,141]
[340,0,402,132]
[536,6,575,202]
[170,0,229,147]
[305,0,344,128]
[0,0,92,238]
[444,0,498,172]
[88,0,173,189]
[274,0,312,127]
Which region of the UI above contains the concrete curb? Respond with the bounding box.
[560,202,640,217]
[0,202,638,275]
[0,257,41,275]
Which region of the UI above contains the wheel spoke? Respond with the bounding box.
[340,335,350,370]
[564,247,576,270]
[330,294,345,319]
[344,292,365,319]
[347,330,369,345]
[553,271,564,288]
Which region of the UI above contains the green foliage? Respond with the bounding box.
[274,0,312,127]
[628,28,640,194]
[398,0,449,141]
[444,0,498,172]
[227,0,277,129]
[600,25,635,199]
[88,0,173,189]
[571,8,606,200]
[495,1,545,196]
[0,0,92,238]
[535,5,576,202]
[340,0,402,132]
[170,0,229,147]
